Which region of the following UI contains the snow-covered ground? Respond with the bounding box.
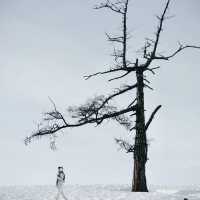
[0,185,200,200]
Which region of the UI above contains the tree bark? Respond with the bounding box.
[132,67,148,192]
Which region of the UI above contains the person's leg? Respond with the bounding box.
[55,187,61,200]
[55,192,60,200]
[61,187,68,200]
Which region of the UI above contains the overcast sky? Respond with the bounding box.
[0,0,200,187]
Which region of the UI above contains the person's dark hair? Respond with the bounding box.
[58,166,63,170]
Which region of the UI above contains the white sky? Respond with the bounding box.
[0,0,200,187]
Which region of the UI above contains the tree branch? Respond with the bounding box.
[94,0,126,14]
[115,138,134,153]
[122,0,129,68]
[83,66,137,80]
[144,0,171,67]
[153,44,200,60]
[26,105,137,144]
[145,105,162,131]
[100,84,137,108]
[105,32,123,43]
[108,71,131,81]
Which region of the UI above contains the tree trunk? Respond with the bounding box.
[132,67,148,192]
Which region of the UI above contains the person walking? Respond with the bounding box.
[56,166,68,200]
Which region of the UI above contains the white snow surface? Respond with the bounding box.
[0,185,200,200]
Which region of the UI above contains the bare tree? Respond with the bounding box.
[25,0,200,192]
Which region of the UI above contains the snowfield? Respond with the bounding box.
[0,185,200,200]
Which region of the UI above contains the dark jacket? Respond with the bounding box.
[56,171,66,187]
